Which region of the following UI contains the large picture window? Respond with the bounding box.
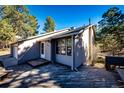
[56,38,66,55]
[56,37,72,56]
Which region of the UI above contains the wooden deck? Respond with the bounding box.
[27,59,50,67]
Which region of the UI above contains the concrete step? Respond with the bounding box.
[1,57,18,67]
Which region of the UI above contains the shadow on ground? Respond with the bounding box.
[0,62,123,88]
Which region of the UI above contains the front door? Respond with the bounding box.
[40,42,45,58]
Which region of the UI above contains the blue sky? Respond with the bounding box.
[27,5,124,34]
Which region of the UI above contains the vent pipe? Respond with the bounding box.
[69,27,75,31]
[89,18,91,25]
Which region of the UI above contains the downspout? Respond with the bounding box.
[71,35,74,70]
[72,35,78,71]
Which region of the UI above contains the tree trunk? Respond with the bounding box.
[112,49,115,56]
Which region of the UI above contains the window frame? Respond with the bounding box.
[41,43,44,54]
[56,36,72,56]
[66,37,72,56]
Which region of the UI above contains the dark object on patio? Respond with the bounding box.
[27,59,50,67]
[105,56,124,70]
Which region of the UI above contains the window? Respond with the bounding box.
[56,41,61,54]
[60,39,66,55]
[56,37,72,56]
[61,46,66,55]
[41,43,44,54]
[56,38,66,55]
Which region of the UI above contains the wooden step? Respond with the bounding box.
[27,59,50,67]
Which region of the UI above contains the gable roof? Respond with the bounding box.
[11,24,95,45]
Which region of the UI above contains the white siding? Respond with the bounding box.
[44,41,51,61]
[18,39,35,57]
[82,28,89,65]
[74,27,94,67]
[56,54,73,67]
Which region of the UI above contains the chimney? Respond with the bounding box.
[89,18,91,25]
[69,27,75,31]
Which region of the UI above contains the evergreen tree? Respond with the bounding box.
[43,16,55,32]
[0,18,15,48]
[98,7,124,38]
[0,5,38,49]
[97,7,124,54]
[0,5,38,39]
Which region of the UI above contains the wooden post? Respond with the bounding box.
[88,26,94,66]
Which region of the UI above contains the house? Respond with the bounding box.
[8,24,95,70]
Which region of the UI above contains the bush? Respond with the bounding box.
[96,57,105,63]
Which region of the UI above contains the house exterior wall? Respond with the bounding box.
[18,42,40,64]
[74,28,90,68]
[10,25,95,69]
[55,37,73,67]
[17,39,52,64]
[56,54,73,67]
[82,28,90,65]
[17,39,40,64]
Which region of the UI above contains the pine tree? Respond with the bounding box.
[43,16,55,32]
[0,5,38,49]
[97,7,124,54]
[0,5,38,39]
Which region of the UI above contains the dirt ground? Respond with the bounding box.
[0,49,10,56]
